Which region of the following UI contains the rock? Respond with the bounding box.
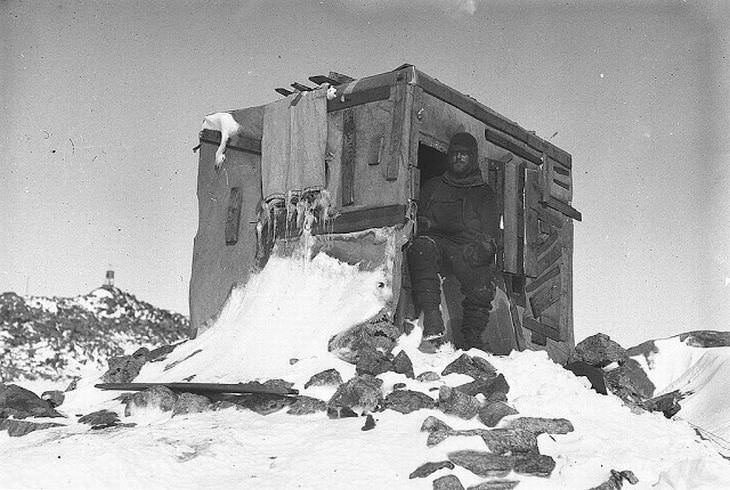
[393,350,415,378]
[173,392,211,416]
[0,419,64,437]
[438,385,480,420]
[148,344,176,361]
[428,429,486,448]
[481,428,539,455]
[78,409,120,428]
[211,400,237,411]
[466,481,519,490]
[565,361,608,395]
[573,333,627,368]
[41,390,65,408]
[421,415,453,433]
[679,330,730,348]
[263,379,295,391]
[0,383,62,419]
[433,474,465,490]
[409,461,455,479]
[589,469,639,490]
[236,393,292,415]
[289,358,299,365]
[513,453,556,477]
[456,374,510,402]
[448,450,514,477]
[287,396,326,415]
[442,354,497,381]
[64,377,80,392]
[605,358,655,405]
[327,406,359,418]
[417,371,441,382]
[327,374,384,414]
[361,414,376,431]
[642,390,683,418]
[478,401,518,427]
[506,417,574,435]
[393,382,407,390]
[355,347,394,376]
[304,368,343,389]
[124,385,177,416]
[328,309,401,363]
[102,347,150,383]
[385,390,436,414]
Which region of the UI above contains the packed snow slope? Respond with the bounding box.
[2,243,729,488]
[629,332,730,456]
[0,287,188,384]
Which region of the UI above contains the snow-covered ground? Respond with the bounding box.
[2,244,729,488]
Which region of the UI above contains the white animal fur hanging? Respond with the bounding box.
[202,112,243,170]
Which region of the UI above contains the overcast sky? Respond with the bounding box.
[2,0,729,346]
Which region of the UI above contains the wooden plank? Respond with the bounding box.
[414,69,572,169]
[314,204,407,235]
[529,277,561,318]
[275,88,293,96]
[552,164,569,176]
[341,109,356,206]
[224,187,243,245]
[541,196,582,221]
[290,82,313,92]
[530,329,547,346]
[523,316,562,342]
[200,129,261,155]
[503,160,521,274]
[525,265,560,293]
[553,179,570,190]
[485,128,543,166]
[537,241,562,274]
[309,75,340,85]
[96,382,298,396]
[408,86,424,199]
[532,204,564,230]
[536,231,559,257]
[327,85,391,112]
[385,81,407,181]
[328,71,355,84]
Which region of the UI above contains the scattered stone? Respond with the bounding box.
[173,392,211,416]
[428,429,486,448]
[355,347,395,376]
[287,396,326,415]
[361,414,376,431]
[328,309,401,363]
[304,368,343,389]
[456,374,509,402]
[573,333,627,368]
[393,350,415,379]
[565,361,608,395]
[263,379,295,392]
[393,382,407,390]
[421,415,453,433]
[679,330,730,348]
[448,450,514,477]
[417,371,441,382]
[289,358,299,365]
[327,374,384,414]
[442,354,497,381]
[589,469,639,490]
[0,419,64,437]
[642,390,683,418]
[438,385,480,420]
[433,474,466,490]
[513,453,556,477]
[506,417,574,435]
[236,393,292,415]
[466,481,519,490]
[605,359,655,405]
[64,377,80,392]
[327,406,358,418]
[409,461,455,479]
[211,400,237,411]
[480,429,539,455]
[78,409,120,429]
[385,390,436,414]
[102,347,150,383]
[478,401,519,427]
[41,390,65,408]
[148,344,176,362]
[0,383,62,419]
[124,385,177,417]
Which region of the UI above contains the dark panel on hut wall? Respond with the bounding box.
[224,187,243,245]
[340,109,356,206]
[189,142,262,336]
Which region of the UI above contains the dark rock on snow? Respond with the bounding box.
[124,385,177,416]
[605,358,655,405]
[393,382,407,390]
[236,393,292,415]
[409,460,455,479]
[438,385,480,420]
[287,396,326,415]
[679,330,730,348]
[442,354,497,381]
[304,368,343,389]
[327,406,359,419]
[417,371,441,382]
[172,392,212,416]
[384,389,436,414]
[433,474,466,490]
[589,469,639,490]
[393,350,415,379]
[327,309,400,363]
[466,481,519,490]
[420,415,453,433]
[427,428,486,448]
[478,401,518,427]
[506,416,574,435]
[327,374,383,414]
[573,333,627,368]
[0,383,62,419]
[480,428,539,455]
[355,346,394,376]
[513,452,557,477]
[642,390,683,418]
[0,418,65,437]
[448,450,514,477]
[361,413,376,431]
[102,347,150,384]
[564,360,608,395]
[78,409,120,428]
[456,374,510,402]
[41,390,65,408]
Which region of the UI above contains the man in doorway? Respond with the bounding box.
[408,132,500,352]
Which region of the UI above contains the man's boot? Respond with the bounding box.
[419,308,446,353]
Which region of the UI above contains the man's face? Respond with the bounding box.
[448,145,475,176]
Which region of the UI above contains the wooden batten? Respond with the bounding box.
[503,159,522,274]
[340,108,356,206]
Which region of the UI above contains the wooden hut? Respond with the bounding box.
[190,64,581,364]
